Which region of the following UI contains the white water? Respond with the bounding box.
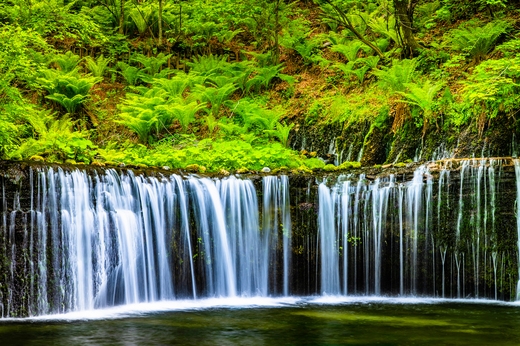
[0,169,292,317]
[316,159,510,298]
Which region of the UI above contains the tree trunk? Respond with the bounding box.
[394,0,419,57]
[158,0,163,46]
[119,0,125,35]
[273,0,281,64]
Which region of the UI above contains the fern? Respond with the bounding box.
[37,69,101,115]
[46,93,88,114]
[192,83,237,116]
[53,51,81,73]
[129,7,152,35]
[373,59,417,92]
[230,99,281,132]
[118,93,167,143]
[204,114,219,134]
[264,122,295,147]
[10,114,96,163]
[448,19,511,62]
[398,79,445,132]
[157,101,204,132]
[118,108,157,144]
[117,62,142,86]
[132,53,172,81]
[246,64,284,94]
[331,40,364,62]
[84,55,111,78]
[369,15,399,46]
[187,54,229,76]
[153,77,189,97]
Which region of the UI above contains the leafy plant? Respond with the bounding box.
[461,56,520,127]
[37,69,101,115]
[53,51,81,73]
[132,53,172,82]
[331,40,365,62]
[398,80,445,132]
[9,112,97,163]
[447,19,511,62]
[264,122,295,147]
[192,83,237,116]
[157,101,205,132]
[117,62,142,86]
[246,63,285,93]
[84,54,112,78]
[373,59,417,92]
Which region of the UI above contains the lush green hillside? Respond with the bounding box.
[1,0,519,172]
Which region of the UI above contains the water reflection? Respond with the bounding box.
[1,298,519,345]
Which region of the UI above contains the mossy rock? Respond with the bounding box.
[65,159,77,165]
[323,164,337,172]
[91,161,106,167]
[303,158,325,170]
[338,161,361,170]
[292,166,313,174]
[272,166,289,174]
[184,164,205,173]
[218,169,230,176]
[29,155,45,162]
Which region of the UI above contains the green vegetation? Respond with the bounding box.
[1,0,520,172]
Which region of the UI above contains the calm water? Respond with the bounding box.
[1,297,519,345]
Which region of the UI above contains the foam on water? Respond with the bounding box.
[1,295,514,322]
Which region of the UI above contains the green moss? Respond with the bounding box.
[303,158,325,170]
[323,164,337,171]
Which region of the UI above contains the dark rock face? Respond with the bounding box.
[291,112,518,165]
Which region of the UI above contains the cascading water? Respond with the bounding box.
[1,158,520,318]
[316,159,514,299]
[0,168,292,317]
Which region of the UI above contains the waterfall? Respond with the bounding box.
[1,159,520,318]
[0,168,292,317]
[316,159,510,298]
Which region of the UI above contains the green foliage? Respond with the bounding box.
[373,59,417,92]
[118,83,205,143]
[53,51,81,73]
[246,64,285,94]
[0,0,108,45]
[264,122,295,147]
[157,101,205,132]
[84,55,111,78]
[447,19,511,62]
[132,53,172,82]
[117,62,142,86]
[497,38,520,58]
[37,69,101,115]
[192,83,238,116]
[303,158,325,170]
[368,15,399,46]
[99,138,304,172]
[461,56,520,120]
[9,112,97,163]
[227,98,282,133]
[0,25,51,85]
[398,80,445,129]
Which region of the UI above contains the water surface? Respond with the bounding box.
[1,297,519,345]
